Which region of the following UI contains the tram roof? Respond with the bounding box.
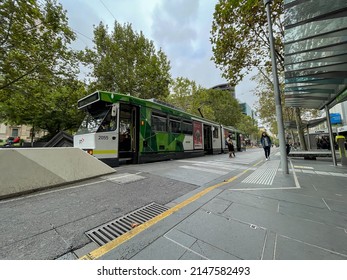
[78,91,243,133]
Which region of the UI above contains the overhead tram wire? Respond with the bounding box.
[99,0,116,20]
[70,28,94,49]
[73,29,94,42]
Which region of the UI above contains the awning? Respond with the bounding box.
[284,117,326,129]
[284,0,347,109]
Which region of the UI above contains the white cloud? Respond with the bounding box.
[58,0,258,107]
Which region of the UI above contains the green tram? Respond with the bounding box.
[74,91,242,166]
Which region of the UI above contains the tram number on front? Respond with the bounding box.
[98,135,109,140]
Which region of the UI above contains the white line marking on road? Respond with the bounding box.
[179,165,228,175]
[273,234,278,260]
[290,159,301,189]
[329,172,347,177]
[312,184,318,192]
[102,173,136,180]
[261,231,268,260]
[192,163,235,171]
[315,171,330,175]
[294,165,314,170]
[232,187,298,191]
[322,198,331,211]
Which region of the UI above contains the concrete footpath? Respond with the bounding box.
[80,153,347,260]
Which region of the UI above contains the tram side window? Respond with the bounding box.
[169,118,181,133]
[151,113,167,132]
[182,121,193,135]
[213,126,219,138]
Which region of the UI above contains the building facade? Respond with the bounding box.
[210,83,236,98]
[0,123,46,144]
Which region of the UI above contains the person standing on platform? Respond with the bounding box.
[227,134,236,158]
[260,132,272,160]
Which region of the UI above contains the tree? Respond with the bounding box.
[236,114,259,140]
[0,78,86,137]
[166,77,199,112]
[211,0,310,149]
[0,0,82,137]
[0,0,77,92]
[82,21,171,100]
[211,0,284,86]
[167,77,242,127]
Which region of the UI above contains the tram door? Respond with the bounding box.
[118,103,139,163]
[203,124,213,154]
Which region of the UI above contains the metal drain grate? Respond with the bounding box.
[85,202,169,246]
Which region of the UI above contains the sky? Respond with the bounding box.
[58,0,258,107]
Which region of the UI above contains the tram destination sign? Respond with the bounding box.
[78,92,100,109]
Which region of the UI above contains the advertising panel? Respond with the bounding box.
[193,121,203,149]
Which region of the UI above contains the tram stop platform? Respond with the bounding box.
[80,153,347,260]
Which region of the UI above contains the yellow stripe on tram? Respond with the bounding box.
[92,150,117,155]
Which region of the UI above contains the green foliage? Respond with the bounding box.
[252,72,277,131]
[235,114,258,138]
[211,0,284,85]
[166,77,242,126]
[81,21,171,100]
[0,0,83,135]
[166,77,200,112]
[0,79,86,135]
[0,0,77,92]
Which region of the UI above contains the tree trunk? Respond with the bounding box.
[30,125,35,147]
[294,107,307,150]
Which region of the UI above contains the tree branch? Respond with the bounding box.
[0,65,38,90]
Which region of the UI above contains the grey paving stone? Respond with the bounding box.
[201,197,232,214]
[179,250,206,260]
[238,189,326,209]
[175,209,266,260]
[131,237,186,260]
[73,242,99,258]
[224,203,347,256]
[275,235,347,260]
[55,252,77,260]
[183,240,241,260]
[279,200,347,228]
[164,229,197,248]
[298,175,347,197]
[218,190,279,212]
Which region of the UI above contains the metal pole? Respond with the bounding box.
[263,0,289,174]
[325,105,337,166]
[306,124,311,150]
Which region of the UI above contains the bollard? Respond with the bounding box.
[335,135,347,166]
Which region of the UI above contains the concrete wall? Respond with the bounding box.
[0,148,115,198]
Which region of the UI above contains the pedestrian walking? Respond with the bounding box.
[260,132,272,160]
[226,134,235,158]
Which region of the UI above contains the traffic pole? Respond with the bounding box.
[263,0,289,174]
